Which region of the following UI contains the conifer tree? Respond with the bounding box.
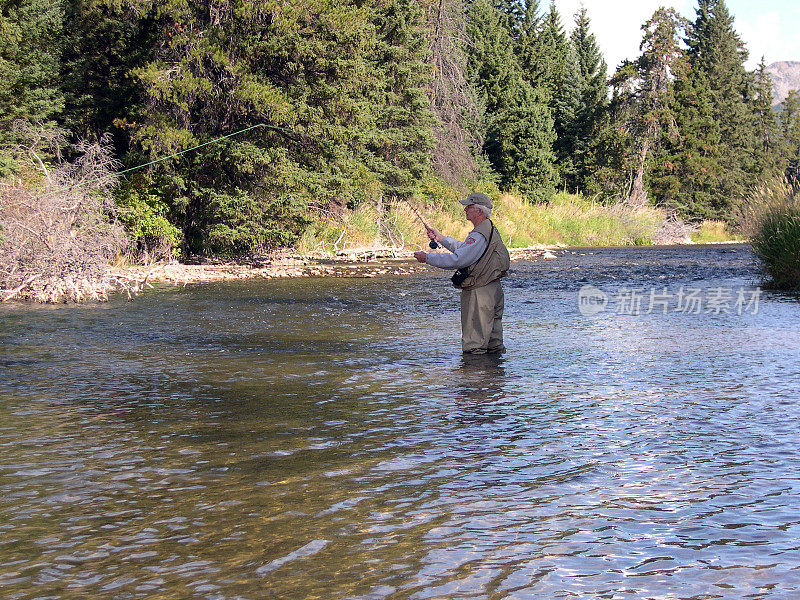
[466,0,519,116]
[0,0,65,167]
[684,0,757,214]
[126,0,380,255]
[552,43,581,187]
[623,7,685,206]
[512,0,541,61]
[649,56,722,217]
[780,90,800,180]
[751,57,783,177]
[557,7,607,193]
[367,0,434,200]
[588,60,639,199]
[528,1,567,100]
[60,1,156,146]
[467,0,555,198]
[485,80,556,198]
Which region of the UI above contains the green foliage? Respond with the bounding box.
[0,0,65,145]
[417,175,461,212]
[485,81,555,199]
[649,60,723,219]
[751,59,784,177]
[524,1,567,100]
[0,154,19,178]
[745,179,800,289]
[779,90,800,180]
[60,0,156,145]
[2,0,791,260]
[467,0,555,200]
[367,0,434,198]
[124,0,383,255]
[626,7,685,206]
[115,185,181,261]
[682,0,761,215]
[555,7,607,193]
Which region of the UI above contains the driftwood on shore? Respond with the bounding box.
[110,245,563,288]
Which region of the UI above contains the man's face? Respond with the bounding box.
[464,203,485,224]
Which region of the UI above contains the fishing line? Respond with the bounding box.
[41,123,312,196]
[116,122,271,176]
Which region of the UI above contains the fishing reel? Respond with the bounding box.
[429,240,439,249]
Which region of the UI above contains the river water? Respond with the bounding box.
[1,244,799,599]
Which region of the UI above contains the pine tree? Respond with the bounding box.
[685,0,758,215]
[599,8,685,206]
[466,0,555,198]
[557,7,607,193]
[512,0,542,92]
[517,1,568,191]
[552,43,581,187]
[649,56,723,218]
[750,57,783,177]
[466,0,519,117]
[528,1,567,100]
[485,80,555,198]
[126,0,381,255]
[493,0,526,35]
[60,1,156,147]
[588,60,640,200]
[780,90,800,180]
[0,0,65,166]
[367,0,434,200]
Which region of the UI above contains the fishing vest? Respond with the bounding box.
[458,219,510,291]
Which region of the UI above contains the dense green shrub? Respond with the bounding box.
[745,179,800,290]
[115,187,181,263]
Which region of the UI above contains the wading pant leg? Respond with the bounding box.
[487,283,505,353]
[460,280,503,354]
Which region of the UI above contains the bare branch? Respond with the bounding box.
[1,127,129,302]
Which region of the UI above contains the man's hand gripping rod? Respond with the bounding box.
[402,199,439,249]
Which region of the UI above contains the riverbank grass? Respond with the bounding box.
[298,192,672,254]
[690,220,743,243]
[492,193,665,247]
[745,179,800,290]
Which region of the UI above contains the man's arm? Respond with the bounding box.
[425,232,487,270]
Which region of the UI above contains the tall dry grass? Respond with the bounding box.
[298,192,671,255]
[742,178,800,290]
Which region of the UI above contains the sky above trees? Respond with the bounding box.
[555,0,800,70]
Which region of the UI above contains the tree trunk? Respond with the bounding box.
[628,136,650,206]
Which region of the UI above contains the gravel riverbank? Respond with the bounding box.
[113,245,563,287]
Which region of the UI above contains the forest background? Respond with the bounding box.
[3,0,800,262]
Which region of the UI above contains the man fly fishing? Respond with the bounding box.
[413,193,510,354]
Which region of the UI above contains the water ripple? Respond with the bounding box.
[1,246,799,599]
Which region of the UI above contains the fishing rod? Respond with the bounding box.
[402,198,439,249]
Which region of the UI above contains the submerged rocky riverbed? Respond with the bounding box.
[2,244,798,599]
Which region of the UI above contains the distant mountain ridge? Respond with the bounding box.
[767,61,800,106]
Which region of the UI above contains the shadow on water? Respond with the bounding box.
[456,353,508,402]
[1,245,800,598]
